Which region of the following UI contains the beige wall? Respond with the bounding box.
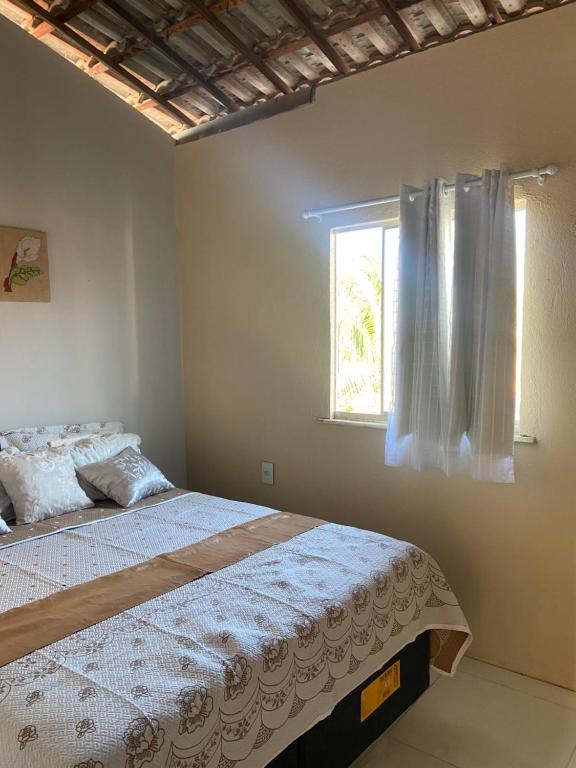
[177,6,576,689]
[0,17,185,484]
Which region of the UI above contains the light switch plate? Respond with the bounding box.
[261,461,274,485]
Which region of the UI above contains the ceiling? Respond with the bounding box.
[0,0,571,140]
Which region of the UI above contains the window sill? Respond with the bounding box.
[318,418,537,444]
[319,417,389,430]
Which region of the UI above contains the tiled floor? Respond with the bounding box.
[353,658,576,768]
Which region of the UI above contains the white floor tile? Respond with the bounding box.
[460,657,576,711]
[387,671,576,768]
[352,736,456,768]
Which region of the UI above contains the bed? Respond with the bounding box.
[0,431,471,768]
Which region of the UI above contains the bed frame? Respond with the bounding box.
[269,631,430,768]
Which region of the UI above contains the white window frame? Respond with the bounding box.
[330,218,398,425]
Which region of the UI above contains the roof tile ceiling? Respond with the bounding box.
[1,0,571,139]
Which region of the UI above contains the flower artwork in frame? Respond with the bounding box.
[0,227,50,302]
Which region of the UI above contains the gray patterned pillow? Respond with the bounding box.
[0,421,123,452]
[77,447,173,508]
[67,433,142,501]
[0,448,94,525]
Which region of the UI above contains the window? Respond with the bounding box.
[330,221,398,421]
[330,206,527,425]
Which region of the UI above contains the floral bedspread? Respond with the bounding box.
[0,490,471,768]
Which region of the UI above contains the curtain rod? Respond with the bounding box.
[302,164,559,221]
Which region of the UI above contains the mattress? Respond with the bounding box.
[269,631,431,768]
[0,489,471,768]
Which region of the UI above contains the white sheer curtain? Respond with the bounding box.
[385,169,517,483]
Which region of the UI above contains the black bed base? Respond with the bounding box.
[269,631,430,768]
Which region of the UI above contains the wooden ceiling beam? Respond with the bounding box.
[110,0,245,61]
[135,6,395,111]
[25,0,422,117]
[98,1,419,71]
[180,0,292,94]
[113,6,388,85]
[264,7,388,57]
[160,0,243,37]
[16,0,197,127]
[394,0,426,7]
[374,0,421,49]
[99,0,237,111]
[478,0,504,21]
[119,2,410,63]
[122,0,425,56]
[275,0,350,75]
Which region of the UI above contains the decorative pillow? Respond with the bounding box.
[0,421,123,452]
[77,447,173,508]
[48,433,99,448]
[68,433,142,501]
[0,449,94,525]
[68,433,141,468]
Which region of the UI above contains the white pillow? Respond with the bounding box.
[68,433,142,501]
[0,448,93,525]
[68,433,142,468]
[48,432,99,448]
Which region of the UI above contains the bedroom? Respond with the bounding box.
[0,0,574,766]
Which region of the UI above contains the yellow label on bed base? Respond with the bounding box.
[360,660,400,722]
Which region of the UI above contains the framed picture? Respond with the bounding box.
[0,226,50,303]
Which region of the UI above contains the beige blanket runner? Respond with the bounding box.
[0,510,323,668]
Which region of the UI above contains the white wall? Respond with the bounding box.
[0,17,185,484]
